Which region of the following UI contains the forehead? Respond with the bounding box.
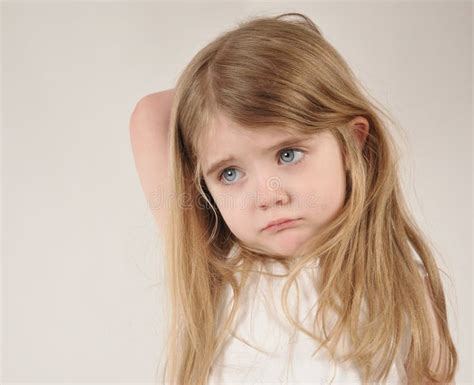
[196,112,324,179]
[198,113,296,158]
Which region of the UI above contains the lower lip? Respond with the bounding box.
[264,219,300,233]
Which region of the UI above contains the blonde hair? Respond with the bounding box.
[158,12,458,385]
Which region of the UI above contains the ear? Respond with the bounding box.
[348,116,370,151]
[342,116,370,171]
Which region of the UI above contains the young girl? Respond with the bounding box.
[129,13,458,385]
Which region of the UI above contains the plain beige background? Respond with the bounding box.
[2,1,471,384]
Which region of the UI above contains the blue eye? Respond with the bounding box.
[279,148,304,164]
[217,148,305,185]
[219,168,242,184]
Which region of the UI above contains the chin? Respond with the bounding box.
[267,243,306,259]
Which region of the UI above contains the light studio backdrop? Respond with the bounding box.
[2,1,471,384]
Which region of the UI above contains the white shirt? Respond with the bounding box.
[208,255,411,385]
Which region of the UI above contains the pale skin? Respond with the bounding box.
[198,111,367,257]
[129,89,453,384]
[129,89,174,236]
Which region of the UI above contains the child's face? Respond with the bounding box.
[198,112,347,257]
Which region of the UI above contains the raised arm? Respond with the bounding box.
[129,89,175,238]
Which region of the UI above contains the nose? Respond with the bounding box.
[255,175,290,209]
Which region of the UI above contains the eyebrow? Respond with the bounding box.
[204,135,311,177]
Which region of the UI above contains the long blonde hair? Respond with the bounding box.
[158,12,458,385]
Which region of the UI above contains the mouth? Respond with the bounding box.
[262,218,301,233]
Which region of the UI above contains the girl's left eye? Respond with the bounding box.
[217,148,305,185]
[279,148,305,165]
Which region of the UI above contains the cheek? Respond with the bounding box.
[211,193,250,231]
[216,207,253,241]
[209,182,259,213]
[304,167,346,221]
[212,190,245,214]
[291,156,345,208]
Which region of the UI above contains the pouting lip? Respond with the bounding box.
[262,217,300,232]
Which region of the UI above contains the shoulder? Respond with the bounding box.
[414,260,428,277]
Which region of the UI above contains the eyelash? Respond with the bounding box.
[217,148,306,186]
